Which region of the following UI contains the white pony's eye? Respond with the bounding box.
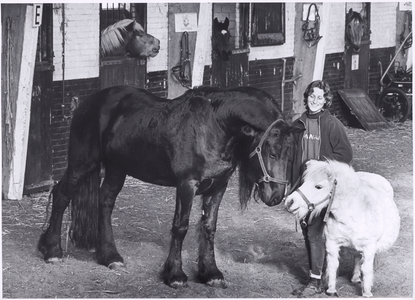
[315,185,323,189]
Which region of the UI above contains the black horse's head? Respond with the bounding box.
[212,17,232,61]
[239,119,304,208]
[345,8,367,52]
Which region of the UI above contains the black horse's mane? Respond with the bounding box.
[181,86,283,210]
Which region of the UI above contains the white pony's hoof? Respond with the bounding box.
[325,289,339,297]
[362,291,373,298]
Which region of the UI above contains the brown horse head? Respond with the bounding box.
[101,19,160,57]
[212,17,232,61]
[346,8,367,52]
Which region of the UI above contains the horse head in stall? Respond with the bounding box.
[212,17,232,61]
[100,19,160,57]
[345,7,367,52]
[38,85,304,289]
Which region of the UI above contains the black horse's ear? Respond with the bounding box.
[224,17,229,28]
[241,125,256,137]
[348,8,354,17]
[213,17,219,26]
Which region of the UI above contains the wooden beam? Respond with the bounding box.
[191,2,212,88]
[313,3,331,80]
[6,5,39,199]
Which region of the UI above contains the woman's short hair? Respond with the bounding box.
[303,80,333,109]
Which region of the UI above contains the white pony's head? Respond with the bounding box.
[284,159,352,220]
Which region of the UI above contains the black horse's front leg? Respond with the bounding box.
[163,181,196,288]
[198,184,228,287]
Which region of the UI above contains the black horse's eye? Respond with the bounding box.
[269,153,276,159]
[315,185,323,189]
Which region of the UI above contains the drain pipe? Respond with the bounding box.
[281,58,302,112]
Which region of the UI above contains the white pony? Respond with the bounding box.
[285,160,400,297]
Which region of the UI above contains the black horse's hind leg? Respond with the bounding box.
[163,181,197,288]
[198,184,228,287]
[95,165,126,268]
[38,166,95,262]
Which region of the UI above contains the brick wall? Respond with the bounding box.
[51,78,100,180]
[248,58,295,115]
[52,4,99,81]
[147,71,168,98]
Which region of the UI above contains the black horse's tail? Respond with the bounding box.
[70,167,100,250]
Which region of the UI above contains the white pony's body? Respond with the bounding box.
[285,160,400,297]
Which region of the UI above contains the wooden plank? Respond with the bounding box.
[337,89,390,131]
[192,2,211,88]
[312,3,330,80]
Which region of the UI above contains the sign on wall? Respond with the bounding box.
[175,13,198,32]
[33,4,43,27]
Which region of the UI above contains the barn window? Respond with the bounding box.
[251,3,285,46]
[100,3,146,32]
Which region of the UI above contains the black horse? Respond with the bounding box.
[212,17,232,61]
[38,86,303,288]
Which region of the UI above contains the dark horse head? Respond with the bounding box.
[345,8,367,52]
[239,118,303,207]
[212,17,232,61]
[100,19,160,57]
[188,86,303,208]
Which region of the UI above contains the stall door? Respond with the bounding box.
[24,4,53,193]
[100,3,147,89]
[211,3,249,88]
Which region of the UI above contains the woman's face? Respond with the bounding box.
[307,87,326,113]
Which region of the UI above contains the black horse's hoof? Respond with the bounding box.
[169,280,189,289]
[38,234,63,262]
[206,278,228,288]
[108,261,125,270]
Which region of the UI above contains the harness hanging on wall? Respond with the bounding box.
[302,3,322,47]
[172,31,192,88]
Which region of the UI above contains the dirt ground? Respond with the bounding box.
[2,121,413,298]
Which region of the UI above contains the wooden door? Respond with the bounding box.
[24,4,53,193]
[211,3,249,88]
[99,3,147,90]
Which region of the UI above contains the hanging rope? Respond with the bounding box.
[302,3,322,47]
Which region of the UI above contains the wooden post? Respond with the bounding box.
[5,5,39,199]
[313,3,330,80]
[192,2,212,88]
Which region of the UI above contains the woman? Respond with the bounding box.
[291,80,353,297]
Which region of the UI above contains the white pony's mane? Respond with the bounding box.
[302,159,356,219]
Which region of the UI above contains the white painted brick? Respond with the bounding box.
[53,3,99,81]
[147,3,168,72]
[371,2,397,49]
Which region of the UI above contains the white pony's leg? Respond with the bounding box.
[351,252,362,283]
[361,248,376,297]
[325,239,340,296]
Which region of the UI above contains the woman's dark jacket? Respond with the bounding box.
[290,109,353,185]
